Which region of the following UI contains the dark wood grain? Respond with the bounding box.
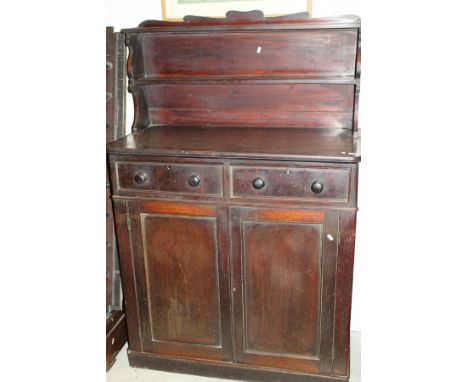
[107,126,360,163]
[107,28,126,142]
[106,310,127,370]
[130,86,150,133]
[333,211,357,376]
[229,207,340,373]
[318,211,340,374]
[147,84,354,111]
[126,200,233,361]
[116,161,223,196]
[230,164,350,202]
[106,27,119,312]
[135,30,357,79]
[108,154,358,209]
[143,83,354,129]
[128,350,349,382]
[353,27,361,132]
[112,200,143,351]
[123,12,360,133]
[143,215,221,346]
[109,12,361,382]
[242,221,321,357]
[130,13,361,31]
[151,109,353,129]
[106,27,116,142]
[106,168,116,310]
[106,26,127,371]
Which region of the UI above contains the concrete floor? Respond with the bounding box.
[107,331,360,382]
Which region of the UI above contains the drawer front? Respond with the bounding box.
[116,161,223,196]
[230,165,350,202]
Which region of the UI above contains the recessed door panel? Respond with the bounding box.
[142,214,221,346]
[230,207,339,373]
[128,201,232,361]
[243,221,321,357]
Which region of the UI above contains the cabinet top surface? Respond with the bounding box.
[122,13,360,33]
[106,126,360,163]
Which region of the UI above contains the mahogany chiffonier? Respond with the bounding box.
[107,11,361,382]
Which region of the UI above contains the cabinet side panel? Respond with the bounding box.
[113,200,143,351]
[319,211,340,374]
[333,211,357,376]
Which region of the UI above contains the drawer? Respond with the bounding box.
[230,165,350,202]
[116,161,223,196]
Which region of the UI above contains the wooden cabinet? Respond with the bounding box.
[110,156,358,382]
[108,11,360,382]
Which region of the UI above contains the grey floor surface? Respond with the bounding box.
[107,331,360,382]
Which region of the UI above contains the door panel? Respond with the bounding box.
[142,214,221,346]
[230,207,339,373]
[128,201,232,361]
[243,221,321,357]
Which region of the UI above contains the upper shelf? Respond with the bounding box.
[123,11,361,133]
[106,126,361,163]
[127,28,358,80]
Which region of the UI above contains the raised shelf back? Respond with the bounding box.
[123,11,361,132]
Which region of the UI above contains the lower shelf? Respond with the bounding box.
[128,350,349,382]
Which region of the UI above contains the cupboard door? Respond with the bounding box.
[127,201,232,361]
[230,207,339,374]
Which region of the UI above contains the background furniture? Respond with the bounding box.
[106,26,128,371]
[107,11,361,381]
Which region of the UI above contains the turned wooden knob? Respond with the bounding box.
[134,171,148,184]
[252,178,265,190]
[188,175,201,187]
[311,180,324,194]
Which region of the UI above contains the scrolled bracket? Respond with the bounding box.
[127,81,134,93]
